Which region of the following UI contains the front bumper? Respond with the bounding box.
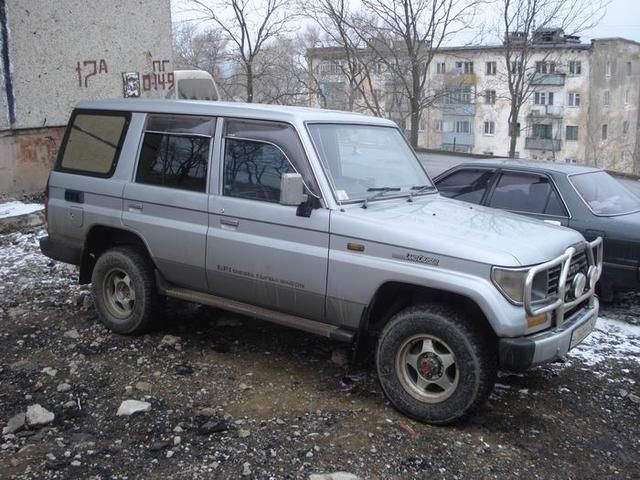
[498,297,599,371]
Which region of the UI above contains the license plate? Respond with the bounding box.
[570,315,597,349]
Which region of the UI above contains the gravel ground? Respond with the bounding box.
[1,227,639,480]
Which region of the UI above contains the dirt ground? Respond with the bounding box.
[1,227,639,480]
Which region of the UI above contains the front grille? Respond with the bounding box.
[546,248,588,296]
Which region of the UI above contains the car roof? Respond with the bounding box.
[442,158,602,176]
[76,98,398,127]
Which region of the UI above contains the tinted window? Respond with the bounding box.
[436,169,494,204]
[569,171,640,216]
[489,173,566,216]
[224,138,292,202]
[59,112,129,175]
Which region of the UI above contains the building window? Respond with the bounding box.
[569,61,582,75]
[624,89,631,105]
[455,61,474,74]
[605,61,611,78]
[602,124,608,140]
[626,61,632,76]
[434,120,443,132]
[603,90,610,106]
[455,120,471,133]
[623,120,629,134]
[486,89,496,104]
[486,61,496,75]
[535,61,555,74]
[445,86,473,104]
[319,61,342,75]
[510,61,523,74]
[534,92,554,105]
[568,92,581,107]
[533,124,552,139]
[566,125,579,141]
[436,62,446,74]
[484,121,495,135]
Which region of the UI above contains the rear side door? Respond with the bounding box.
[435,168,497,204]
[206,118,329,321]
[484,171,570,226]
[122,114,215,291]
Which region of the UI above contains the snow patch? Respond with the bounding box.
[0,201,44,219]
[568,316,640,367]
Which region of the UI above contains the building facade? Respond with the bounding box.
[0,0,173,196]
[308,33,640,174]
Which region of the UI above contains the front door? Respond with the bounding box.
[206,118,329,321]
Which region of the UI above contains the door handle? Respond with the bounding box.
[128,203,143,212]
[220,218,239,227]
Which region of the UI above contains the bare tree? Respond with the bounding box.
[499,0,609,157]
[188,0,294,102]
[350,0,481,148]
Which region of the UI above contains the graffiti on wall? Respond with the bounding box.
[76,59,108,87]
[143,60,174,92]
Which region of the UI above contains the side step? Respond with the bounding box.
[157,278,355,343]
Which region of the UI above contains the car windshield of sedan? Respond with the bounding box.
[569,171,640,216]
[307,123,433,203]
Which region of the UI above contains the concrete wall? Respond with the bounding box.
[0,0,173,196]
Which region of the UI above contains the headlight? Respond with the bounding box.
[492,267,549,305]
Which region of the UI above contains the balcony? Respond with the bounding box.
[530,72,566,86]
[525,137,561,151]
[528,105,564,117]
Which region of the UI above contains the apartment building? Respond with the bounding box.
[308,32,640,174]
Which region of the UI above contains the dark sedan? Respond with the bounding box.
[433,160,640,300]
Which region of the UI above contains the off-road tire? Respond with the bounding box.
[91,246,158,335]
[376,304,497,425]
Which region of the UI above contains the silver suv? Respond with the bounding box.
[40,99,602,424]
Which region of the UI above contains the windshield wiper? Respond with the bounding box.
[361,187,401,209]
[407,184,437,202]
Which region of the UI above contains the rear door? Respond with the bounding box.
[205,118,329,321]
[122,114,215,291]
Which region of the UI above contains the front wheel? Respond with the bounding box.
[376,304,496,424]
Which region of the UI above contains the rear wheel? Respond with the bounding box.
[376,304,496,424]
[91,246,158,334]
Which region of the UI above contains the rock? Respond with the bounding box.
[63,401,76,409]
[56,382,72,393]
[63,329,80,340]
[242,462,251,476]
[166,450,175,458]
[238,429,250,438]
[42,367,58,377]
[331,349,349,367]
[124,386,133,395]
[82,295,93,310]
[3,413,26,435]
[149,440,171,452]
[309,474,360,480]
[116,400,151,416]
[196,407,216,418]
[173,425,184,433]
[159,335,181,349]
[175,364,193,376]
[198,419,228,435]
[629,393,640,404]
[135,381,153,393]
[173,436,181,446]
[26,405,55,427]
[239,383,251,391]
[70,460,81,467]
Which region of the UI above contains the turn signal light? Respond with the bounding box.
[527,313,547,329]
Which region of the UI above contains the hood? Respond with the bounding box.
[331,194,585,267]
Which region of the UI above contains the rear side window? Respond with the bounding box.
[58,111,129,175]
[488,172,567,216]
[135,115,215,192]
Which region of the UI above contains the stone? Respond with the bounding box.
[175,364,193,376]
[56,383,72,393]
[135,381,153,393]
[239,383,251,391]
[166,450,175,458]
[173,436,181,446]
[309,474,360,480]
[629,393,640,404]
[26,405,55,427]
[116,400,151,416]
[196,407,216,418]
[3,413,26,435]
[198,419,228,435]
[159,335,181,348]
[71,460,81,467]
[149,441,171,452]
[238,429,250,438]
[63,329,80,340]
[242,462,251,476]
[42,367,57,377]
[331,349,349,367]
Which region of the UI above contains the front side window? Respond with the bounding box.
[58,111,129,175]
[488,173,566,216]
[436,169,495,204]
[308,123,431,203]
[135,115,213,192]
[570,171,640,216]
[223,119,318,203]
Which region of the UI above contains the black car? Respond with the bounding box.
[434,159,640,300]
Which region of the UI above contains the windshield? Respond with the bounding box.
[569,171,640,216]
[307,123,433,203]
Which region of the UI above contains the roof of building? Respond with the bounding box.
[450,158,600,175]
[76,99,398,126]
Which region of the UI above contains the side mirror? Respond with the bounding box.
[280,173,306,206]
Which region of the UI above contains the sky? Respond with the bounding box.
[171,0,640,44]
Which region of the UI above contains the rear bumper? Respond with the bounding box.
[39,235,82,266]
[498,298,599,371]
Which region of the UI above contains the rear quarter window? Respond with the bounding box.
[57,111,130,176]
